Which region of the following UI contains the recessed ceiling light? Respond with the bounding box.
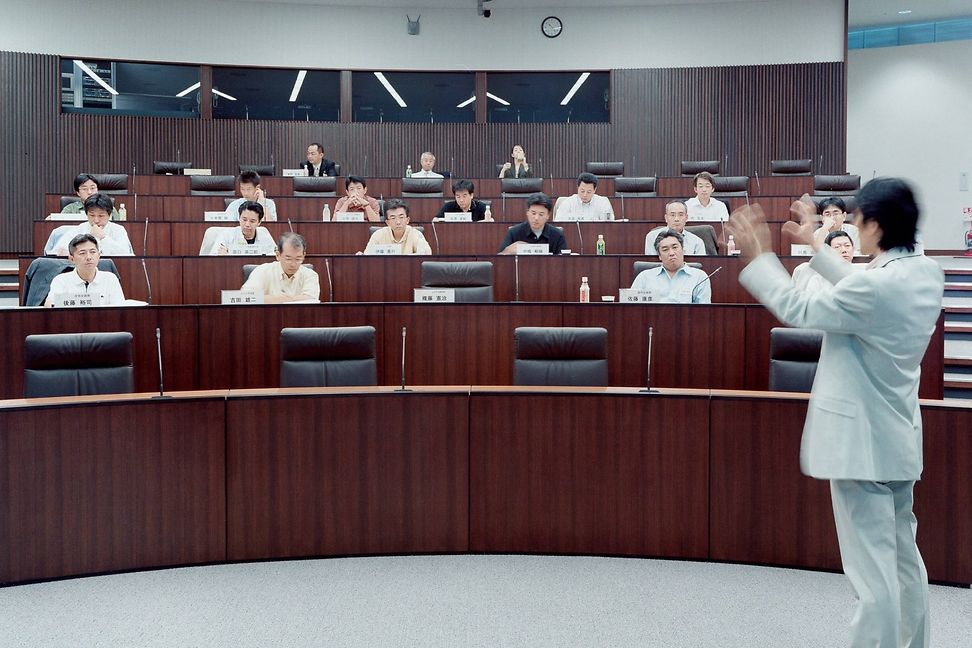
[374,72,407,108]
[456,95,476,108]
[289,70,307,103]
[560,72,591,106]
[486,92,510,106]
[175,82,201,98]
[898,9,912,14]
[212,89,237,101]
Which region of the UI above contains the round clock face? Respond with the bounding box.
[541,16,563,39]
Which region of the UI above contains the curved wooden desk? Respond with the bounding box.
[1,388,968,586]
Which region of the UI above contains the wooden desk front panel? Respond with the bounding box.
[0,397,226,583]
[469,392,710,558]
[43,195,166,221]
[225,392,469,560]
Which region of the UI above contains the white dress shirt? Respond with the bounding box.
[554,194,615,221]
[645,228,707,255]
[45,268,125,306]
[52,222,134,257]
[685,196,729,221]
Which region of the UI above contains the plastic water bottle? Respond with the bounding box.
[405,165,412,178]
[596,234,606,256]
[322,203,331,222]
[579,276,590,303]
[118,203,127,221]
[727,235,737,255]
[484,205,492,222]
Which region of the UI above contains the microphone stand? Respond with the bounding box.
[152,327,173,400]
[639,327,657,394]
[397,326,411,392]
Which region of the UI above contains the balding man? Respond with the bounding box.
[645,201,707,255]
[411,152,443,178]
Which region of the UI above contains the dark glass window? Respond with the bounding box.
[60,59,199,117]
[351,72,475,123]
[485,72,610,123]
[212,68,340,121]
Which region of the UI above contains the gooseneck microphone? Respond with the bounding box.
[575,221,584,255]
[152,327,172,400]
[693,266,723,301]
[640,326,657,393]
[324,257,334,302]
[430,220,440,255]
[287,218,294,233]
[142,217,150,257]
[397,325,411,392]
[132,162,138,220]
[514,255,520,302]
[620,193,626,221]
[141,258,153,305]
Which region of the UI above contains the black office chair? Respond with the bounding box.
[21,257,121,306]
[293,176,337,197]
[513,327,609,387]
[59,195,82,210]
[401,177,445,198]
[24,332,134,398]
[711,175,749,198]
[153,161,193,175]
[584,162,624,177]
[814,174,861,196]
[501,178,544,197]
[680,160,721,176]
[279,326,377,387]
[770,159,812,176]
[614,177,657,198]
[684,225,722,255]
[91,173,129,194]
[420,261,493,303]
[768,327,824,393]
[190,175,236,196]
[239,164,275,176]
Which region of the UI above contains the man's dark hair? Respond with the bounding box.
[277,231,307,254]
[345,175,368,189]
[654,228,685,254]
[68,233,99,255]
[856,177,919,252]
[239,170,262,186]
[825,230,852,246]
[83,192,115,214]
[452,179,475,194]
[577,172,598,187]
[309,142,324,154]
[384,197,409,217]
[693,171,716,187]
[818,197,847,214]
[73,173,98,192]
[525,192,553,213]
[238,200,265,221]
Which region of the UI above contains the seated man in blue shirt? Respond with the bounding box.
[630,229,711,303]
[498,193,566,255]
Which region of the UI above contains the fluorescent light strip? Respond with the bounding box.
[560,72,591,106]
[486,92,510,106]
[374,72,407,108]
[73,59,118,96]
[289,70,307,103]
[456,95,476,108]
[175,82,201,98]
[212,89,237,101]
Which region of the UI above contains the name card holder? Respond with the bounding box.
[227,244,274,256]
[51,292,103,308]
[516,243,549,255]
[618,288,653,303]
[413,288,456,303]
[556,213,595,222]
[790,244,813,256]
[183,168,212,176]
[369,244,401,256]
[334,212,365,222]
[282,168,307,177]
[444,212,472,222]
[687,214,729,222]
[46,213,86,221]
[204,211,236,221]
[221,290,264,305]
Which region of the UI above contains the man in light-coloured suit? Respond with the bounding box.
[728,178,943,648]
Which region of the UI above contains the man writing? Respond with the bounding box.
[645,201,707,255]
[241,232,320,303]
[630,229,711,303]
[45,233,125,307]
[554,172,615,221]
[727,178,942,648]
[205,201,276,255]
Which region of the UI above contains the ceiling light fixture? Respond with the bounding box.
[456,95,476,108]
[73,60,118,96]
[374,72,407,108]
[486,92,510,106]
[212,89,237,101]
[175,82,201,98]
[289,70,307,102]
[560,72,591,106]
[898,9,912,14]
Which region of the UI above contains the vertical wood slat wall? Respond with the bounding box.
[0,51,845,253]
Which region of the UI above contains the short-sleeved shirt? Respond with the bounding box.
[554,194,615,221]
[685,196,729,221]
[45,268,125,306]
[51,222,134,257]
[630,264,711,304]
[225,197,277,222]
[645,228,708,255]
[242,261,320,300]
[499,222,566,254]
[364,225,432,255]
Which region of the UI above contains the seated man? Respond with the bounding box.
[411,152,443,178]
[225,170,277,222]
[554,172,615,221]
[302,142,338,177]
[645,201,707,255]
[241,232,320,303]
[792,229,860,291]
[61,173,121,220]
[816,197,860,250]
[334,175,382,222]
[631,228,711,304]
[434,180,490,222]
[45,233,125,307]
[50,193,134,256]
[364,198,432,255]
[685,171,729,221]
[498,193,566,255]
[205,201,276,255]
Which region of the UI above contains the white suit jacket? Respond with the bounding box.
[739,245,943,481]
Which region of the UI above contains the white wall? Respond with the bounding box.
[1,0,843,69]
[848,39,972,250]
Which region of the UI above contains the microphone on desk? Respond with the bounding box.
[575,221,585,255]
[514,254,520,302]
[324,257,334,302]
[143,217,150,257]
[818,154,824,172]
[430,220,440,255]
[141,258,153,306]
[639,326,657,394]
[450,156,455,179]
[153,327,172,400]
[724,152,729,173]
[397,325,411,392]
[619,193,626,221]
[754,170,761,193]
[287,218,294,233]
[132,161,138,221]
[693,266,723,301]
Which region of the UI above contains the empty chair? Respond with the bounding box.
[91,173,129,194]
[768,327,824,393]
[770,159,812,176]
[24,332,134,398]
[513,327,608,387]
[420,261,493,303]
[279,326,377,387]
[680,160,721,176]
[584,162,624,177]
[501,178,544,196]
[239,164,275,176]
[613,176,657,198]
[711,175,749,197]
[293,176,337,197]
[21,257,121,306]
[401,177,445,198]
[190,175,236,196]
[814,174,861,196]
[153,161,193,175]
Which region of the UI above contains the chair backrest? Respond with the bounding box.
[199,226,226,255]
[684,224,721,255]
[633,260,703,275]
[810,194,858,214]
[153,161,193,175]
[552,196,568,219]
[401,177,445,198]
[768,327,824,392]
[514,327,608,387]
[501,178,544,196]
[239,164,275,176]
[59,195,81,210]
[680,160,721,176]
[279,326,377,387]
[711,175,749,197]
[613,176,657,197]
[190,175,236,196]
[813,174,861,195]
[24,332,134,398]
[91,173,129,194]
[770,159,812,176]
[584,161,624,177]
[293,176,337,197]
[43,224,83,256]
[243,262,314,283]
[420,261,493,303]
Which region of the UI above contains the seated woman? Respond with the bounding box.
[498,145,533,179]
[363,198,431,255]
